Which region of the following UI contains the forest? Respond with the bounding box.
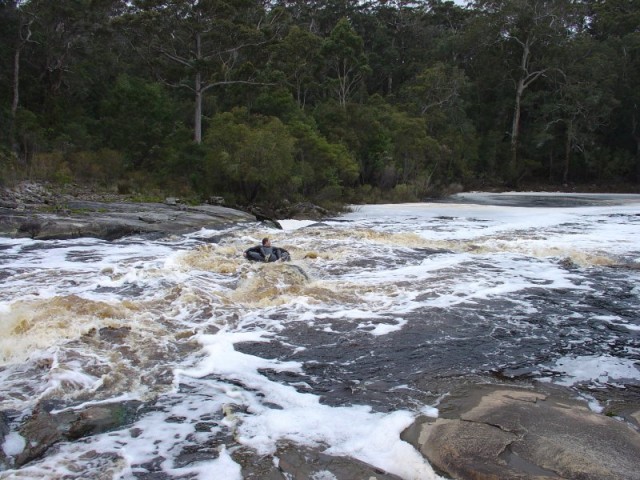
[1,0,639,209]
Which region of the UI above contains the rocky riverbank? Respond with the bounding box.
[0,182,256,240]
[3,379,639,479]
[0,182,332,240]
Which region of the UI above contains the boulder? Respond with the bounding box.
[402,384,640,480]
[275,202,332,221]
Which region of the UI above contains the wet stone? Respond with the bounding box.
[97,326,131,344]
[0,411,9,438]
[134,456,167,478]
[0,196,256,241]
[13,400,143,467]
[235,443,402,480]
[194,421,218,432]
[174,440,221,468]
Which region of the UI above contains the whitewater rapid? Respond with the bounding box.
[1,193,639,479]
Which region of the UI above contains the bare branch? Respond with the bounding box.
[523,68,547,89]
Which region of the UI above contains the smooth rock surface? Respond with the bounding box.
[402,384,640,480]
[0,201,256,240]
[237,444,402,480]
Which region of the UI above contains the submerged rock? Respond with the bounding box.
[237,443,402,480]
[402,383,640,480]
[11,400,142,468]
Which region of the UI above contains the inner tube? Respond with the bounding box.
[245,246,291,262]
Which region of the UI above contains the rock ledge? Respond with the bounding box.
[0,182,257,240]
[402,383,640,480]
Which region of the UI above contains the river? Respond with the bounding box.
[1,192,639,479]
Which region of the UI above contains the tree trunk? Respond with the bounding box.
[509,35,542,187]
[10,44,21,154]
[11,47,20,120]
[509,36,532,184]
[510,77,524,181]
[562,119,573,185]
[194,71,202,144]
[10,17,32,156]
[194,33,202,144]
[338,59,348,108]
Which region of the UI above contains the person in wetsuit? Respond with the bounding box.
[244,237,290,262]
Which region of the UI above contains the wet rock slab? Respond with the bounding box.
[237,443,402,480]
[402,383,640,480]
[0,201,256,240]
[4,400,143,469]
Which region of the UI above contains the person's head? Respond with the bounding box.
[262,237,270,247]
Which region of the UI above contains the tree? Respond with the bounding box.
[273,0,364,36]
[270,25,322,109]
[321,17,370,108]
[402,62,467,117]
[2,0,126,160]
[98,74,180,169]
[204,108,295,203]
[0,0,33,152]
[589,0,640,183]
[288,119,359,198]
[541,36,617,184]
[471,0,580,184]
[126,0,271,143]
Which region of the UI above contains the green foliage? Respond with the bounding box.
[204,108,295,204]
[99,75,179,169]
[321,17,371,107]
[288,120,358,194]
[251,88,303,123]
[269,26,323,109]
[1,0,638,206]
[0,146,19,186]
[68,149,126,185]
[28,152,68,183]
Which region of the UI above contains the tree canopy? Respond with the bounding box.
[1,0,638,208]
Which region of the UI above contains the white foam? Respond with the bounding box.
[50,393,140,414]
[420,406,439,417]
[2,431,26,457]
[358,318,407,336]
[2,194,640,479]
[546,355,640,386]
[178,330,441,479]
[311,471,338,480]
[166,446,242,480]
[279,219,319,231]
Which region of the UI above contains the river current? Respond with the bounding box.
[1,192,639,479]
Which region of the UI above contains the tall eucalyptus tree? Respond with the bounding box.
[2,0,126,158]
[126,0,272,143]
[269,25,322,109]
[471,0,581,184]
[1,0,32,152]
[321,17,370,107]
[588,0,640,183]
